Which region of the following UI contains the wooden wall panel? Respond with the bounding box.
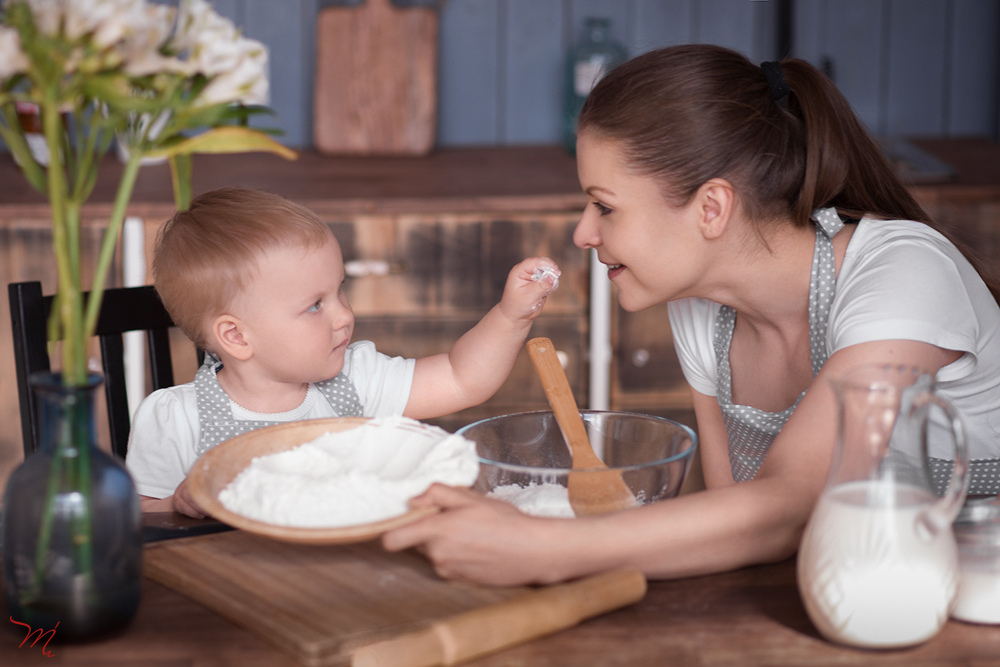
[243,0,314,148]
[696,0,757,58]
[794,0,998,138]
[822,0,884,133]
[632,0,693,53]
[949,0,1000,135]
[503,0,564,144]
[437,0,500,145]
[886,0,950,135]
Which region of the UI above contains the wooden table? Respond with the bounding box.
[2,516,998,666]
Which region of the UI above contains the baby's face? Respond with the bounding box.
[235,236,355,384]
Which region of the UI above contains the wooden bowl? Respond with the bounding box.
[186,417,439,544]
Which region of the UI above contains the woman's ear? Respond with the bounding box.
[695,178,736,240]
[211,314,253,361]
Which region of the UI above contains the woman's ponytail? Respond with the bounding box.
[781,60,930,226]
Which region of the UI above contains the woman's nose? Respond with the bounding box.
[573,212,600,249]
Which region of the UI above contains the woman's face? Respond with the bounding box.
[574,132,707,312]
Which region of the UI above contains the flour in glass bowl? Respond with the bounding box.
[487,482,576,518]
[218,416,479,528]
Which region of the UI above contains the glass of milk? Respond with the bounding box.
[797,365,969,648]
[952,499,1000,624]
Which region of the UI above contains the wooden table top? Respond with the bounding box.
[2,515,998,667]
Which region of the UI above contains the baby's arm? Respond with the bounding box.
[404,257,560,419]
[127,387,205,518]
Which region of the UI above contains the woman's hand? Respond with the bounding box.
[382,484,578,586]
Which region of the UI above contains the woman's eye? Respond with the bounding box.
[306,300,321,313]
[593,201,612,216]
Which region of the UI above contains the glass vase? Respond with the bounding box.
[2,372,143,641]
[562,17,628,155]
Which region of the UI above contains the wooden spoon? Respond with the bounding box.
[527,337,636,516]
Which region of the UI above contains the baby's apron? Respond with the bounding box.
[714,207,844,482]
[193,353,364,456]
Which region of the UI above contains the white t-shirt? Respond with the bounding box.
[126,340,415,498]
[668,218,1000,462]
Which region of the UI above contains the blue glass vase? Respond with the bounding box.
[563,17,628,155]
[2,373,143,641]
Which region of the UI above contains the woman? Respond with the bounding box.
[382,44,1000,586]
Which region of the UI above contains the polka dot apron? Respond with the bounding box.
[716,208,1000,494]
[193,353,363,457]
[714,207,843,482]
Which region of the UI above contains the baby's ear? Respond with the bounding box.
[212,314,253,361]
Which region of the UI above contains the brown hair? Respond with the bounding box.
[153,188,334,349]
[578,44,1000,302]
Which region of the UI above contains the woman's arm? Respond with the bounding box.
[689,390,735,489]
[383,339,962,585]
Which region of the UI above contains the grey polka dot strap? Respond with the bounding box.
[930,457,1000,496]
[714,207,843,482]
[193,353,363,456]
[809,208,844,376]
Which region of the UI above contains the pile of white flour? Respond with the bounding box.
[487,481,576,518]
[219,416,479,528]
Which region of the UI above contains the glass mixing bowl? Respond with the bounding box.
[457,410,698,517]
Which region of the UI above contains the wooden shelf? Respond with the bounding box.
[0,146,588,219]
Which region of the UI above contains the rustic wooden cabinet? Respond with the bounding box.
[0,148,590,485]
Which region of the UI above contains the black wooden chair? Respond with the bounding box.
[9,281,183,460]
[9,281,229,542]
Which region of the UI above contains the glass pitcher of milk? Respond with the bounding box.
[798,364,969,648]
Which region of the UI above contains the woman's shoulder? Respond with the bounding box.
[849,217,952,252]
[842,217,966,278]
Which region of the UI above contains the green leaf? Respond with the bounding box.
[146,126,297,161]
[0,104,47,193]
[168,153,193,211]
[82,75,165,114]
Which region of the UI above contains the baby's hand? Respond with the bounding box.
[172,477,207,519]
[499,257,561,323]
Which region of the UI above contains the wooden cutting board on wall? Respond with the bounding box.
[314,0,438,155]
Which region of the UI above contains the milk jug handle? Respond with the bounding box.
[917,394,970,537]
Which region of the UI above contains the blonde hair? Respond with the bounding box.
[153,188,334,349]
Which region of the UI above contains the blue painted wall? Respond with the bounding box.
[3,0,998,149]
[260,0,999,148]
[793,0,1000,137]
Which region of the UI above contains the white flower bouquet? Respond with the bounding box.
[0,0,295,385]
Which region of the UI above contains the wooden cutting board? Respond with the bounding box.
[144,531,646,667]
[314,0,438,155]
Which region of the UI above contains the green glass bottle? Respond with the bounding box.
[563,17,627,155]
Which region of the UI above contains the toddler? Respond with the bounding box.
[127,187,560,517]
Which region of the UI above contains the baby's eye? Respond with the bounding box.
[306,299,321,313]
[592,201,613,216]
